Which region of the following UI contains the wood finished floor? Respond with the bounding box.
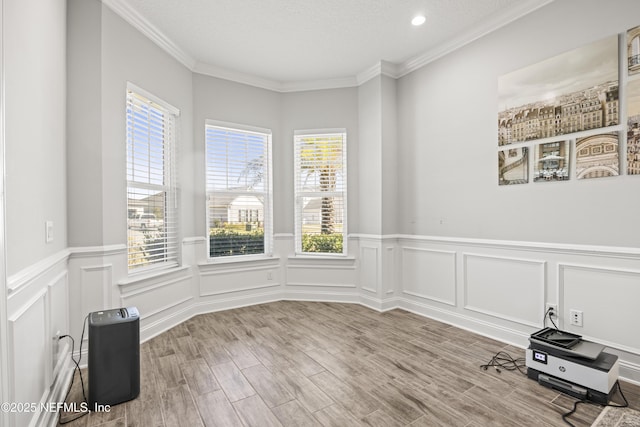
[59,301,640,427]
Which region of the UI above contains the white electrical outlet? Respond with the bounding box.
[545,303,558,319]
[570,309,583,327]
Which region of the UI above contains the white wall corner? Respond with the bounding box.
[101,0,197,70]
[356,60,402,86]
[182,236,207,266]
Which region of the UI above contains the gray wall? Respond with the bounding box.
[357,74,398,236]
[67,1,194,248]
[101,4,194,242]
[5,0,67,275]
[282,88,359,235]
[193,75,359,237]
[192,74,282,236]
[397,0,640,247]
[67,0,102,248]
[358,76,383,235]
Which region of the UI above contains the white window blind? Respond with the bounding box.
[294,130,347,254]
[126,86,179,271]
[206,121,272,258]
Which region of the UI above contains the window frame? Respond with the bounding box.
[294,129,348,256]
[205,119,273,261]
[126,82,180,274]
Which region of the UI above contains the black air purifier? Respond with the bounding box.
[88,307,140,407]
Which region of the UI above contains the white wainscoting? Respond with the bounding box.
[559,263,640,354]
[80,264,113,320]
[382,245,397,296]
[119,266,195,341]
[67,245,127,358]
[463,253,546,328]
[401,246,457,306]
[199,259,280,297]
[6,250,71,427]
[393,234,640,385]
[8,289,47,427]
[6,234,640,427]
[352,236,398,309]
[359,245,379,294]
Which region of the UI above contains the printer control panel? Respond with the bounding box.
[533,349,548,364]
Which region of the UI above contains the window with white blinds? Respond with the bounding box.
[294,130,347,255]
[126,85,179,271]
[206,121,272,258]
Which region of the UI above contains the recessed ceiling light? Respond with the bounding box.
[412,15,426,26]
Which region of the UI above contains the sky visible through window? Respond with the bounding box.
[127,100,166,194]
[206,126,267,192]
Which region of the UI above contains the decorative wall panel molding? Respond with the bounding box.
[201,283,280,297]
[7,289,47,427]
[401,247,456,306]
[121,273,194,319]
[463,253,545,327]
[7,249,69,295]
[360,246,379,294]
[46,271,69,384]
[394,234,640,259]
[559,262,640,354]
[80,264,113,315]
[383,246,396,295]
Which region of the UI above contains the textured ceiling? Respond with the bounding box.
[105,0,552,89]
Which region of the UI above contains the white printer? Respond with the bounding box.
[525,327,619,405]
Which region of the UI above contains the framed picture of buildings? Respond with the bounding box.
[533,141,569,182]
[498,36,619,146]
[628,25,640,76]
[575,132,619,179]
[498,147,528,185]
[628,75,640,175]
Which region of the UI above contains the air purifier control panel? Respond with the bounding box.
[89,307,139,326]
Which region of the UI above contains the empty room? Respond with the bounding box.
[1,0,640,426]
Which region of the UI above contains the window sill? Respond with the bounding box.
[199,254,280,267]
[287,254,356,267]
[118,264,191,288]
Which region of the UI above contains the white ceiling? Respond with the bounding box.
[103,0,553,91]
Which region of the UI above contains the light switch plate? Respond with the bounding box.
[45,221,54,243]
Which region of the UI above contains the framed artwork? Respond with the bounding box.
[628,25,640,76]
[498,36,618,146]
[575,132,619,179]
[498,147,528,185]
[533,141,570,182]
[627,78,640,175]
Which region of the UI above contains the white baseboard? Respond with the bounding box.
[619,360,640,386]
[139,289,284,344]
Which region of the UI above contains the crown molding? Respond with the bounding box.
[356,60,402,86]
[102,0,553,92]
[396,0,554,78]
[101,0,197,70]
[192,61,284,92]
[278,76,359,93]
[194,61,359,93]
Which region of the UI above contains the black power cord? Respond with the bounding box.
[544,306,559,330]
[481,310,631,427]
[561,380,629,427]
[480,351,527,375]
[57,315,90,425]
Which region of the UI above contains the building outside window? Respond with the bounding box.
[206,121,272,258]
